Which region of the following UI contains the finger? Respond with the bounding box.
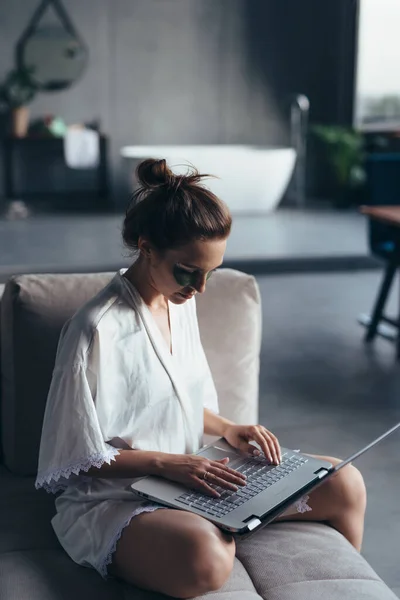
[264,430,282,463]
[193,478,221,497]
[204,471,239,492]
[259,430,280,464]
[270,432,282,463]
[208,466,247,487]
[210,460,247,480]
[236,440,262,458]
[251,430,275,464]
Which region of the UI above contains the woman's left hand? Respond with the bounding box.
[222,424,282,465]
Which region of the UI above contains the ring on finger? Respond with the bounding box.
[203,471,211,481]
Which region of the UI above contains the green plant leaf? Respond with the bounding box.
[312,124,364,187]
[0,67,37,108]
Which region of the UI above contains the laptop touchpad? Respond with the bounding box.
[200,446,242,465]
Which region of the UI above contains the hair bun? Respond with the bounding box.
[136,158,174,189]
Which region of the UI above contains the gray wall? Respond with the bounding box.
[0,0,357,207]
[244,0,358,126]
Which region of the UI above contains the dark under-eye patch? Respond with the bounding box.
[173,265,216,287]
[173,265,195,287]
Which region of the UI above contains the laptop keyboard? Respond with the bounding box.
[176,452,308,518]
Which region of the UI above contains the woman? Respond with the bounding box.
[36,159,367,599]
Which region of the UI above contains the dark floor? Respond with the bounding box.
[257,270,400,595]
[0,208,377,282]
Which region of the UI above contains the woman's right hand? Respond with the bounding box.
[160,454,247,497]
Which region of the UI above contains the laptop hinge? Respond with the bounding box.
[314,467,330,479]
[243,516,262,531]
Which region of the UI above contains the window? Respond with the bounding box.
[355,0,400,130]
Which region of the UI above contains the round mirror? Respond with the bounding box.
[17,26,88,91]
[15,0,88,92]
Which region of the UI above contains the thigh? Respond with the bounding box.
[275,454,343,523]
[110,508,235,596]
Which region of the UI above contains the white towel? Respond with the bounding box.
[64,127,100,169]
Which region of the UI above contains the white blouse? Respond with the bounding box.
[35,270,219,576]
[36,269,219,493]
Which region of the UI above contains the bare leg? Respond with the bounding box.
[110,508,235,598]
[276,455,367,552]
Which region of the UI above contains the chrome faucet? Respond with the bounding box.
[290,94,310,208]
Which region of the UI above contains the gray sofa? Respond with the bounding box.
[0,270,397,600]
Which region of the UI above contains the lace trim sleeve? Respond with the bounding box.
[35,446,120,494]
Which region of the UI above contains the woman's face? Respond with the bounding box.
[145,237,227,304]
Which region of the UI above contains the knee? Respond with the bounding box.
[332,464,367,514]
[184,529,235,596]
[347,465,367,511]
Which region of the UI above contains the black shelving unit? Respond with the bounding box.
[2,135,110,212]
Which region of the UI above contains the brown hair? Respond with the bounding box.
[122,158,232,253]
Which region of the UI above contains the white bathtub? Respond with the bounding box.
[120,145,296,214]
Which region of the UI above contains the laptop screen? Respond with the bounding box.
[333,422,400,473]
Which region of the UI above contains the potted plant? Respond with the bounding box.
[312,125,366,208]
[0,67,37,137]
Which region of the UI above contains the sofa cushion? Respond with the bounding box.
[0,549,134,600]
[0,549,261,600]
[236,522,398,599]
[1,515,397,600]
[0,269,260,475]
[0,467,58,554]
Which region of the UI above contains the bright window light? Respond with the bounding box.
[355,0,400,130]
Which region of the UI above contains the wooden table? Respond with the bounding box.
[361,206,400,357]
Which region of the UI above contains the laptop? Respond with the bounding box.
[131,422,400,537]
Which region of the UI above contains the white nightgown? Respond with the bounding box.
[35,269,310,579]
